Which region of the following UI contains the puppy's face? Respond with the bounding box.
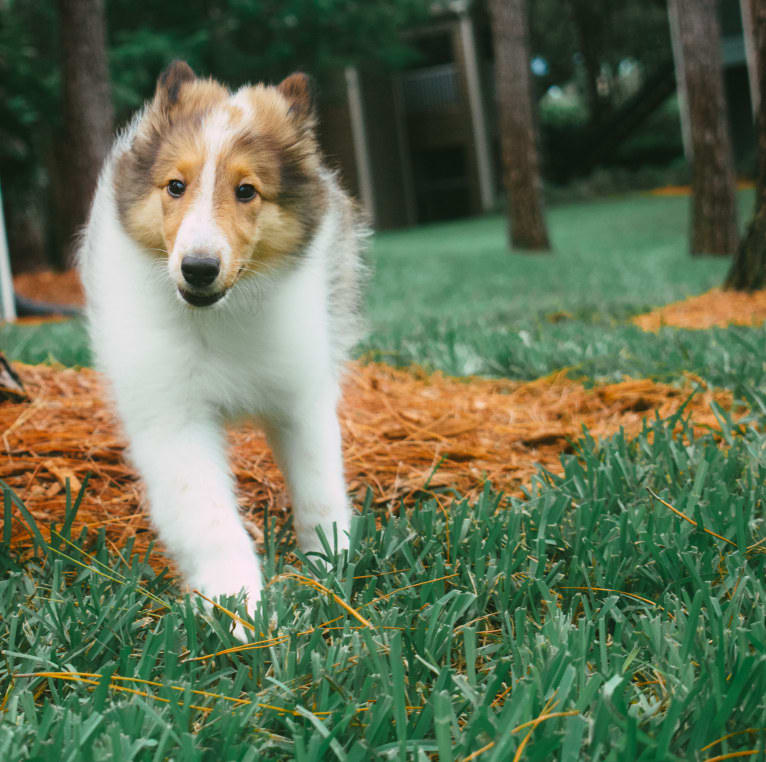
[115,62,324,307]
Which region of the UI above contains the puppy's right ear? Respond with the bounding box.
[154,60,196,112]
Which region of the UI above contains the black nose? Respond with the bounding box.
[181,256,220,288]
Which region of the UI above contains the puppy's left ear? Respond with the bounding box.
[154,59,196,113]
[277,72,316,130]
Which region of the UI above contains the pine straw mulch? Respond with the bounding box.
[2,360,735,573]
[13,268,85,309]
[633,287,766,331]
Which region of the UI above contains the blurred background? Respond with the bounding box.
[0,0,757,276]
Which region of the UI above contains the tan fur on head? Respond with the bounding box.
[115,62,326,293]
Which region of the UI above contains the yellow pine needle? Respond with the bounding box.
[46,542,169,610]
[18,672,219,713]
[185,634,290,662]
[279,573,374,629]
[364,572,459,607]
[351,565,423,580]
[512,697,564,762]
[463,740,496,761]
[50,529,123,577]
[189,572,456,662]
[700,729,766,752]
[509,710,581,762]
[17,671,334,719]
[558,585,668,613]
[511,710,581,734]
[0,678,13,712]
[703,752,760,762]
[18,670,424,723]
[15,671,250,706]
[465,695,576,761]
[46,546,127,585]
[490,683,513,708]
[647,488,737,547]
[192,589,256,634]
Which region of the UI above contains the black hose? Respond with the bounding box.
[14,292,82,318]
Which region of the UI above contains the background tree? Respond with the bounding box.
[0,0,429,272]
[726,0,766,290]
[55,0,113,266]
[669,0,739,256]
[526,0,676,180]
[488,0,551,251]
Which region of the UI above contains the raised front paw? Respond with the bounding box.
[190,552,263,642]
[296,516,351,569]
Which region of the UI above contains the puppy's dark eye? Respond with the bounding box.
[235,184,257,202]
[167,179,186,198]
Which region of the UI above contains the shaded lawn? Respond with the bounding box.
[366,192,731,332]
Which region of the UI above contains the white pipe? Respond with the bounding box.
[0,181,16,322]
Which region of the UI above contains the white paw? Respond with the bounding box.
[297,519,350,569]
[190,552,263,642]
[295,521,349,554]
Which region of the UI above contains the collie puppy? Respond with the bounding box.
[78,61,366,635]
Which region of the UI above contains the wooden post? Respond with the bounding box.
[458,13,496,212]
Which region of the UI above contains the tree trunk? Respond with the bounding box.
[726,0,766,289]
[568,0,608,126]
[488,0,551,251]
[56,0,113,266]
[670,0,739,256]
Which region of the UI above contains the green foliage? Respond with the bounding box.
[0,318,91,368]
[0,0,59,196]
[529,0,680,180]
[0,0,429,266]
[528,0,672,111]
[105,0,428,118]
[2,403,765,759]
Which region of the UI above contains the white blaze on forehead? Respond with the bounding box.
[231,87,255,122]
[172,106,240,262]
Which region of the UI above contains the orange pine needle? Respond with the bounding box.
[279,573,374,629]
[700,728,766,752]
[647,488,737,547]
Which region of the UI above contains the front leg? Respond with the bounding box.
[127,417,263,622]
[265,393,351,560]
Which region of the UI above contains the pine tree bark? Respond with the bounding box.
[670,0,739,256]
[726,0,766,290]
[56,0,113,266]
[568,0,608,127]
[488,0,551,251]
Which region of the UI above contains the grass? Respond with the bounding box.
[360,191,756,379]
[2,409,765,759]
[2,189,766,759]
